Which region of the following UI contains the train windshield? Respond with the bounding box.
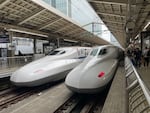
[48,50,65,55]
[90,49,98,56]
[98,48,107,55]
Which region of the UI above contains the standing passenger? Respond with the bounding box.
[131,50,135,66]
[134,48,141,67]
[147,48,150,67]
[143,47,149,67]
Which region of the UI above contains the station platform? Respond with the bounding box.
[0,67,19,78]
[101,67,127,113]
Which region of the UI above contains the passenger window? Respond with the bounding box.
[90,49,98,56]
[98,49,107,55]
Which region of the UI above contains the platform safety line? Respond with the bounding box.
[125,64,131,71]
[127,79,138,91]
[139,105,150,113]
[129,86,141,98]
[126,70,134,78]
[130,93,144,106]
[131,98,146,112]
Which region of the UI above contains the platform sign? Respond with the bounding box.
[0,30,10,43]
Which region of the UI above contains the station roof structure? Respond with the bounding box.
[0,0,109,45]
[88,0,150,47]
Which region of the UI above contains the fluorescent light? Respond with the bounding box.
[64,39,78,43]
[8,29,48,38]
[143,21,150,31]
[135,34,139,39]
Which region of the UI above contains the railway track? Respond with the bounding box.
[0,81,63,111]
[54,90,108,113]
[0,77,13,91]
[0,88,34,110]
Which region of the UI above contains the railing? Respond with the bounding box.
[125,57,150,113]
[0,56,33,69]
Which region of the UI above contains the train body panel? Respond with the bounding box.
[65,45,123,93]
[10,47,91,87]
[11,69,71,87]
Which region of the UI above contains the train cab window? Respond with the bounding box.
[98,49,107,55]
[90,49,98,56]
[48,50,65,55]
[48,50,59,55]
[59,51,66,55]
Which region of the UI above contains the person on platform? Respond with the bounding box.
[134,48,142,67]
[143,47,149,67]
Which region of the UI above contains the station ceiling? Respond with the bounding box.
[0,0,109,45]
[88,0,150,47]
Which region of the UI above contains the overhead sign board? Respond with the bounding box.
[0,30,10,43]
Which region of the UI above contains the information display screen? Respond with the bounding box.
[0,30,9,43]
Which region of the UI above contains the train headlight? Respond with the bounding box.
[98,71,105,78]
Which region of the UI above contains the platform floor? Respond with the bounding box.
[101,67,127,113]
[0,83,73,113]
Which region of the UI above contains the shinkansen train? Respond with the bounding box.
[10,47,91,87]
[65,45,123,93]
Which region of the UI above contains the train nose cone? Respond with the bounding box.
[65,65,82,87]
[10,72,18,82]
[10,68,33,85]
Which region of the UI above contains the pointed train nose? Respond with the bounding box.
[10,68,34,86]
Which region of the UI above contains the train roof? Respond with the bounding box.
[56,46,91,50]
[93,45,114,49]
[93,45,122,50]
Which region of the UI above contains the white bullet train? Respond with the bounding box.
[10,47,91,87]
[65,45,123,93]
